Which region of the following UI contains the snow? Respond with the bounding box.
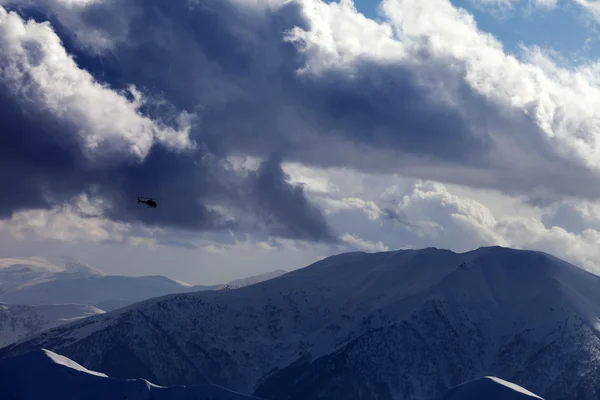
[219,270,288,290]
[0,275,205,310]
[0,256,288,310]
[0,348,266,400]
[432,376,543,399]
[2,246,592,399]
[42,348,109,377]
[0,303,105,348]
[0,256,102,294]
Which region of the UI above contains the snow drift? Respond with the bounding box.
[431,376,543,399]
[0,348,267,400]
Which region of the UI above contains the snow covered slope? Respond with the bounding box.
[0,274,215,310]
[0,348,267,400]
[219,270,288,290]
[0,303,105,348]
[431,376,543,400]
[0,257,288,310]
[0,257,102,294]
[0,246,594,400]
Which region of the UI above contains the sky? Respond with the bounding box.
[4,0,600,284]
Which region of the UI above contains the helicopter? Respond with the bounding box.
[137,197,157,208]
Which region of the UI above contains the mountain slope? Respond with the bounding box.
[0,257,102,295]
[431,376,543,400]
[0,348,267,400]
[219,270,288,290]
[0,260,288,310]
[0,303,105,348]
[1,247,597,400]
[0,275,214,310]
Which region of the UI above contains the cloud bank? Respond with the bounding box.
[3,0,600,260]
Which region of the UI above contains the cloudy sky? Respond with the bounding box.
[3,0,600,284]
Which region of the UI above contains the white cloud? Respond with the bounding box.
[0,196,127,243]
[379,179,600,275]
[0,194,165,247]
[470,0,559,10]
[319,197,383,220]
[383,181,506,250]
[573,0,600,21]
[286,0,405,74]
[0,0,122,52]
[340,233,389,252]
[0,6,194,160]
[280,161,600,276]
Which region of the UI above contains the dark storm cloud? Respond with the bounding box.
[0,87,86,217]
[249,154,338,242]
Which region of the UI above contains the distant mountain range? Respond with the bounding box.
[0,257,287,310]
[0,256,103,295]
[0,257,287,348]
[0,246,594,399]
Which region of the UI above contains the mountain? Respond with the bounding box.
[431,376,543,399]
[0,303,105,348]
[0,256,102,295]
[1,246,595,400]
[0,350,541,400]
[0,274,216,311]
[0,348,267,400]
[219,270,288,290]
[0,257,288,311]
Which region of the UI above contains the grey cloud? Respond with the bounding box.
[541,202,600,234]
[249,154,339,243]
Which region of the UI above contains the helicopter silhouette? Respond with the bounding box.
[137,197,157,208]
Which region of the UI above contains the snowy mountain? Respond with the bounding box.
[0,257,102,295]
[0,246,594,400]
[0,348,267,400]
[0,274,216,311]
[430,376,543,400]
[0,257,288,311]
[0,303,105,348]
[219,270,288,290]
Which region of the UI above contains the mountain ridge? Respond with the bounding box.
[1,246,596,399]
[0,257,288,311]
[0,303,105,348]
